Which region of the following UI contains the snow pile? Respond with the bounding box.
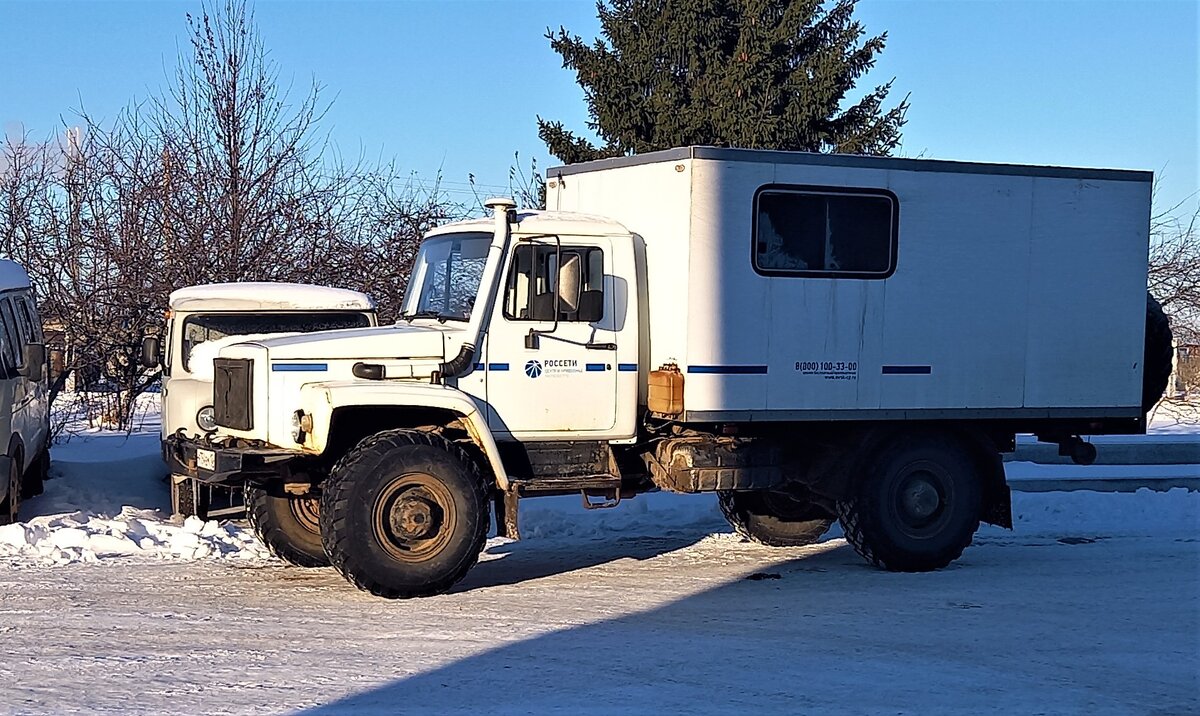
[1150,399,1200,435]
[1004,487,1199,536]
[3,424,271,566]
[0,509,269,565]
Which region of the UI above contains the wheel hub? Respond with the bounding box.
[372,475,456,563]
[390,495,437,540]
[902,478,940,520]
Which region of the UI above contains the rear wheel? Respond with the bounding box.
[836,433,982,572]
[246,485,328,567]
[718,486,834,546]
[321,430,489,599]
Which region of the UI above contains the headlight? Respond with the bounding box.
[196,406,217,433]
[291,410,313,444]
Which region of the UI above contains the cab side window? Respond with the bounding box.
[503,244,604,323]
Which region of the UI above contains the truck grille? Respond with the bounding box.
[213,358,254,431]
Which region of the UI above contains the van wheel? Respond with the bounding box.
[836,434,982,572]
[321,430,489,599]
[21,448,49,499]
[246,485,329,567]
[1143,292,1173,412]
[718,487,834,546]
[1,455,21,525]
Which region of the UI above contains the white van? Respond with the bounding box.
[0,260,49,525]
[142,283,377,519]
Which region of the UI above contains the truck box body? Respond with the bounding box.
[547,147,1152,423]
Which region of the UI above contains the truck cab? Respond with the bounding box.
[144,283,376,519]
[178,147,1171,599]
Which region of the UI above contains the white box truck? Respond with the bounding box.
[173,147,1172,598]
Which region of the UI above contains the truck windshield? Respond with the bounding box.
[402,232,491,322]
[181,312,371,371]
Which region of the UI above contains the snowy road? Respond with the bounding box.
[2,493,1198,715]
[0,410,1197,715]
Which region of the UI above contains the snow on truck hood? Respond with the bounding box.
[230,322,452,361]
[168,282,375,312]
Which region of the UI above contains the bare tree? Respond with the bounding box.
[1149,199,1200,345]
[0,0,464,432]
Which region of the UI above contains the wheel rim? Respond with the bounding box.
[289,496,321,535]
[887,461,952,538]
[371,473,456,563]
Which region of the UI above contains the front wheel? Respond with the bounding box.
[246,485,329,567]
[836,433,982,572]
[718,487,834,547]
[21,447,48,499]
[172,477,210,520]
[320,430,490,599]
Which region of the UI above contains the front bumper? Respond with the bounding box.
[169,435,303,485]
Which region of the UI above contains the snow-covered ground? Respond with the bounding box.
[0,399,1196,714]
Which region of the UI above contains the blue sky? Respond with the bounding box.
[1,0,1196,211]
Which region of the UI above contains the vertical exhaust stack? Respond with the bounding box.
[438,197,518,380]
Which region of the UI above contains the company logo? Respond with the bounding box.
[524,360,543,378]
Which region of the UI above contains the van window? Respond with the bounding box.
[754,187,897,278]
[11,294,35,344]
[503,244,604,322]
[16,295,42,343]
[0,299,23,369]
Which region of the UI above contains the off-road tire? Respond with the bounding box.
[836,433,982,572]
[1143,292,1174,413]
[1,454,21,525]
[246,485,329,568]
[320,430,490,599]
[718,488,834,547]
[21,447,49,500]
[172,478,210,520]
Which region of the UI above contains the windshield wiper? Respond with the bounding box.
[402,310,444,323]
[402,310,469,324]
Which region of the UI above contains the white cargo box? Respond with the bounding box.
[547,147,1152,423]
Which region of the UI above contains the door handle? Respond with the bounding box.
[585,342,617,351]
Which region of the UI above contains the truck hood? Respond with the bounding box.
[233,322,455,361]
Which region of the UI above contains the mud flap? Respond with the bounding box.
[979,449,1013,529]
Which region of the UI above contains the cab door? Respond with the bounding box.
[483,238,618,439]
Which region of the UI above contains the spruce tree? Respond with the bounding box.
[539,0,908,164]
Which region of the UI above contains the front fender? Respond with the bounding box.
[299,380,510,491]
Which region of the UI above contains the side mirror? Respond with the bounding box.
[556,252,582,314]
[141,335,161,369]
[19,343,45,381]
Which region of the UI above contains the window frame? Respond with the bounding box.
[751,184,900,280]
[502,242,606,323]
[0,295,23,370]
[179,310,373,372]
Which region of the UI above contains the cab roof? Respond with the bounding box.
[168,282,375,313]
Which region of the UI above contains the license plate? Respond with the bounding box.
[196,448,216,472]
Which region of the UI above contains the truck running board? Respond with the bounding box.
[496,474,622,541]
